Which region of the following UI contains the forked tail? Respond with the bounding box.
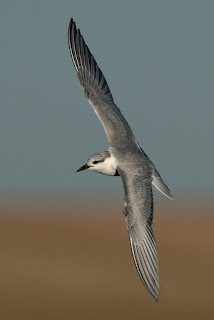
[152,168,173,200]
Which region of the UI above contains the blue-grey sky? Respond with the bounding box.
[1,0,213,194]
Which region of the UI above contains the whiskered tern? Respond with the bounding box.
[68,18,173,302]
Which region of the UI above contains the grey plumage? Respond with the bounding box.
[88,151,110,163]
[68,18,173,302]
[68,19,137,149]
[119,164,159,301]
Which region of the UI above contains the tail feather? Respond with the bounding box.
[152,169,173,200]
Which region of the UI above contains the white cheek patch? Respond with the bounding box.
[99,156,117,176]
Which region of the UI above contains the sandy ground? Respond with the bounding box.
[0,199,214,320]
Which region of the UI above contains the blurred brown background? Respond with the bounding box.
[0,198,213,320]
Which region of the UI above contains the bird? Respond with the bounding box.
[68,18,173,302]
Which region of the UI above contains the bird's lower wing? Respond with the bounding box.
[118,166,159,302]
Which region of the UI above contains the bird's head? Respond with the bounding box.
[77,151,117,176]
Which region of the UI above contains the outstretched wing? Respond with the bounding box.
[68,19,137,148]
[118,166,159,302]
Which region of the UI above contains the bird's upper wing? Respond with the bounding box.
[118,165,159,302]
[68,19,137,148]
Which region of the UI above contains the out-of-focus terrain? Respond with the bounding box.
[0,198,213,320]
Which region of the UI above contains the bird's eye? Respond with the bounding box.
[93,161,99,164]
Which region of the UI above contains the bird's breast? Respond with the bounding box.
[98,155,118,176]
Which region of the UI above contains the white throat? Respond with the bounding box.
[91,155,117,176]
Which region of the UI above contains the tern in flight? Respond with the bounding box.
[68,18,173,302]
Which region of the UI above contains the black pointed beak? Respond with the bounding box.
[76,164,90,172]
